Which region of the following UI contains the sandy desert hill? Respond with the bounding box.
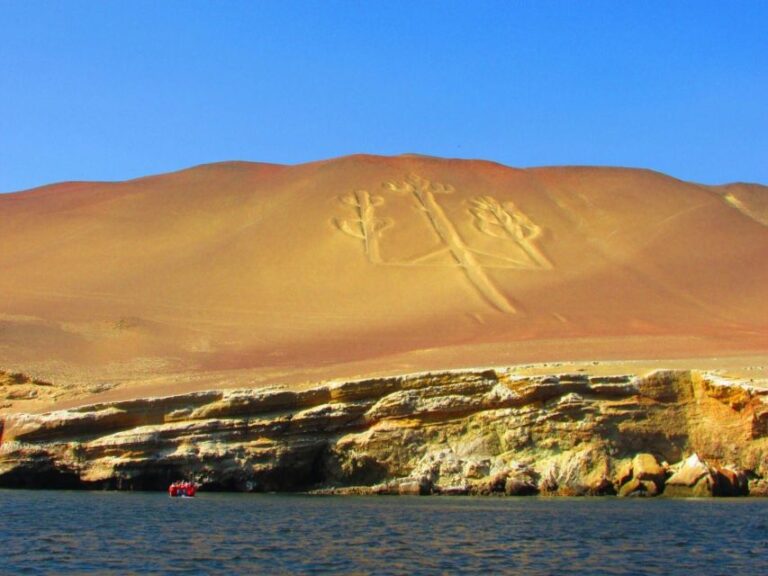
[1,154,766,410]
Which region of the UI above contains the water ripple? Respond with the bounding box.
[1,491,767,574]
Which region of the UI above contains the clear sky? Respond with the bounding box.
[1,0,766,192]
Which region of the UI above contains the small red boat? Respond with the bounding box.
[168,481,197,498]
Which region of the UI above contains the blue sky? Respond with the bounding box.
[1,0,766,192]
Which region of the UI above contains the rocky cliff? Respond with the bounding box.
[1,368,767,496]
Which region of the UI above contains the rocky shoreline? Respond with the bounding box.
[1,368,767,497]
[310,452,758,497]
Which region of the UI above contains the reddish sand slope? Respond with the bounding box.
[1,154,766,405]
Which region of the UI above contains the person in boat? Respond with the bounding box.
[169,480,196,496]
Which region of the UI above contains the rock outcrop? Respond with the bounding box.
[615,453,666,497]
[1,368,767,496]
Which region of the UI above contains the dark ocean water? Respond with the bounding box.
[1,491,767,575]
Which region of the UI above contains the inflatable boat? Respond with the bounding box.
[168,481,197,498]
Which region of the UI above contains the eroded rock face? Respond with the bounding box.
[1,369,767,496]
[615,453,667,497]
[665,454,712,497]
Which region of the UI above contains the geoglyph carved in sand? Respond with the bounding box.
[333,190,392,264]
[335,174,551,313]
[469,196,552,270]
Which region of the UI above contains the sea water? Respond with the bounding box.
[1,490,767,575]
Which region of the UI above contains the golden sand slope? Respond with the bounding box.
[1,155,766,409]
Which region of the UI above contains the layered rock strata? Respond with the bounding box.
[1,368,767,496]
